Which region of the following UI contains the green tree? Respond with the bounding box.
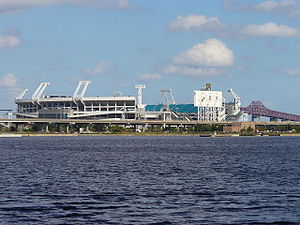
[108,125,127,133]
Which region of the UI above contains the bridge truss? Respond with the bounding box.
[241,101,300,121]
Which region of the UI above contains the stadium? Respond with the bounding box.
[15,81,136,120]
[15,81,245,122]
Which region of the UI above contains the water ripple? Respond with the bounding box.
[0,136,300,224]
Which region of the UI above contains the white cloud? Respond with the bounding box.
[166,13,300,40]
[137,73,162,82]
[83,61,117,76]
[161,39,234,78]
[241,22,300,38]
[172,39,234,67]
[0,0,60,14]
[251,0,300,18]
[0,73,21,106]
[162,65,221,77]
[0,29,21,49]
[0,0,133,14]
[224,0,300,18]
[282,68,300,76]
[0,73,18,88]
[296,46,300,50]
[72,0,132,10]
[168,14,227,32]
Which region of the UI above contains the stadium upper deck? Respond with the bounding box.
[15,81,136,120]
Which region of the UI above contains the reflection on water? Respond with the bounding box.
[0,136,300,224]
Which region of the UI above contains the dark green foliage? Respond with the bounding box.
[108,125,127,133]
[257,124,299,133]
[9,126,17,132]
[240,126,255,136]
[32,124,42,132]
[193,124,223,133]
[91,124,106,132]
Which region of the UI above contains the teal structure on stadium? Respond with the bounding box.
[145,104,198,114]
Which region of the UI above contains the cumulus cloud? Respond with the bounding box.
[137,73,162,82]
[172,39,234,67]
[162,65,221,77]
[166,14,300,40]
[72,0,132,9]
[0,29,21,50]
[161,39,234,78]
[240,22,300,38]
[0,73,18,88]
[167,14,227,32]
[0,0,51,14]
[83,61,117,76]
[282,68,300,76]
[223,0,300,18]
[0,73,22,106]
[0,0,133,14]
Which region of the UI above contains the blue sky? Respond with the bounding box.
[0,0,300,114]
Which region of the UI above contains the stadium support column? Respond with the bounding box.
[143,123,148,132]
[197,106,200,121]
[56,124,62,133]
[135,84,146,120]
[16,123,24,132]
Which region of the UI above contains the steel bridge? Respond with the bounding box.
[241,101,300,121]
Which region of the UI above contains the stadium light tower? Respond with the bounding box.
[135,84,146,108]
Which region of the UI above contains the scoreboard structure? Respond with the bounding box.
[193,90,225,121]
[194,91,223,107]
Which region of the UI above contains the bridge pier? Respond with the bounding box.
[150,124,154,132]
[16,123,24,132]
[56,124,62,133]
[252,115,260,122]
[143,123,148,132]
[86,124,92,134]
[77,124,83,133]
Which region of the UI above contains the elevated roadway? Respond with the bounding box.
[1,118,300,126]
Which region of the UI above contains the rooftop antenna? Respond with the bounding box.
[32,82,50,103]
[160,89,175,105]
[200,83,212,91]
[228,88,241,111]
[73,81,91,100]
[15,89,28,101]
[206,83,212,91]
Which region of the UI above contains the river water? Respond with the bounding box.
[0,136,300,224]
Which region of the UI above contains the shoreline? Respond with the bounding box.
[1,133,300,137]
